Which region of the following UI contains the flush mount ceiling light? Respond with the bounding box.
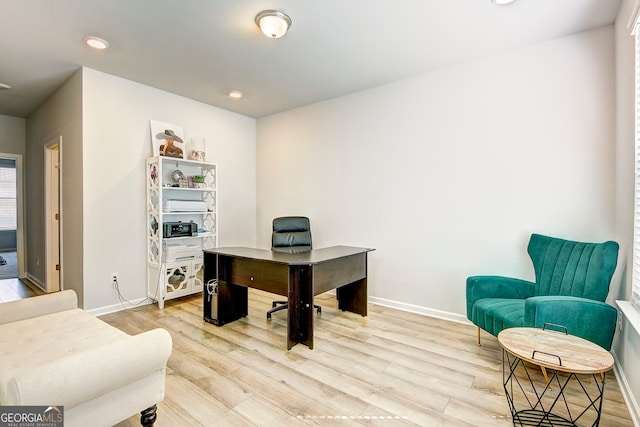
[0,83,11,91]
[491,0,516,4]
[83,36,110,50]
[255,10,292,39]
[227,90,243,99]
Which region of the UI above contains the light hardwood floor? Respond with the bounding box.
[101,291,633,427]
[0,278,43,302]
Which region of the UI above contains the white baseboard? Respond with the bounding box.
[25,273,45,291]
[87,298,151,317]
[612,351,640,427]
[368,295,471,325]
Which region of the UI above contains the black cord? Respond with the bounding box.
[111,240,165,311]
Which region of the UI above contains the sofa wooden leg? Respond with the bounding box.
[477,327,481,346]
[140,405,157,427]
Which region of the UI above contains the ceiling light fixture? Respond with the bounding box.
[83,36,110,50]
[0,83,11,91]
[491,0,516,4]
[255,10,292,39]
[227,90,243,99]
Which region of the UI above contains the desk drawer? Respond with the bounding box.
[229,257,288,295]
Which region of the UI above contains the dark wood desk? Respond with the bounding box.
[203,245,374,349]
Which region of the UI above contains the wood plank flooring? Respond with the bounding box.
[99,291,633,427]
[0,278,43,302]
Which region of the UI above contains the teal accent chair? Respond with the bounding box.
[466,233,619,350]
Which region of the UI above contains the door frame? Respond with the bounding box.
[0,152,25,278]
[44,137,62,292]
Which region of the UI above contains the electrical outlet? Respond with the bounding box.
[111,273,118,284]
[618,311,623,332]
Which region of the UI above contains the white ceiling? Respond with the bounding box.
[0,0,622,119]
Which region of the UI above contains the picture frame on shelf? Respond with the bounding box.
[150,120,185,158]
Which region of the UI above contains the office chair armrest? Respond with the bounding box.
[466,276,534,320]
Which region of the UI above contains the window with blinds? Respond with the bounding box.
[633,27,640,311]
[0,165,16,231]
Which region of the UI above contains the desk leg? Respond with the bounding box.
[337,277,368,316]
[203,253,248,326]
[287,265,313,350]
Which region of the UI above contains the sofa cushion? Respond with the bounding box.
[0,308,126,403]
[471,298,525,337]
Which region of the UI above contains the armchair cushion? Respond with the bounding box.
[471,298,525,337]
[466,276,534,319]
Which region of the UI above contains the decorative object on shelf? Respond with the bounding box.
[170,169,185,184]
[191,175,205,188]
[150,120,185,158]
[149,165,158,184]
[190,137,206,161]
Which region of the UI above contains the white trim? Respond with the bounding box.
[629,0,640,35]
[25,272,45,291]
[87,298,151,317]
[44,137,62,293]
[617,300,640,337]
[368,296,471,325]
[612,351,640,427]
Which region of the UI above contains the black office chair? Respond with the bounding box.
[267,216,322,320]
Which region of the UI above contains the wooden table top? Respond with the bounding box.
[204,245,374,265]
[497,327,614,374]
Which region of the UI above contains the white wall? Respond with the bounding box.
[0,115,26,156]
[614,0,640,423]
[81,68,256,310]
[24,68,256,311]
[26,72,84,301]
[257,26,616,320]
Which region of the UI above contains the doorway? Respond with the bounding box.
[45,138,61,293]
[0,154,24,280]
[0,153,28,301]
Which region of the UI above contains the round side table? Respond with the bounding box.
[498,327,614,427]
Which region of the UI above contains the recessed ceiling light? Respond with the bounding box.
[491,0,516,4]
[227,90,243,99]
[83,36,109,50]
[0,83,11,91]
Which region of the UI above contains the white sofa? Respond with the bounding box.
[0,290,172,427]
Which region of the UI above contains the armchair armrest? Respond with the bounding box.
[4,328,172,407]
[524,296,617,350]
[0,290,77,325]
[466,276,534,320]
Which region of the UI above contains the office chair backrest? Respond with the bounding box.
[527,233,619,301]
[272,216,312,253]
